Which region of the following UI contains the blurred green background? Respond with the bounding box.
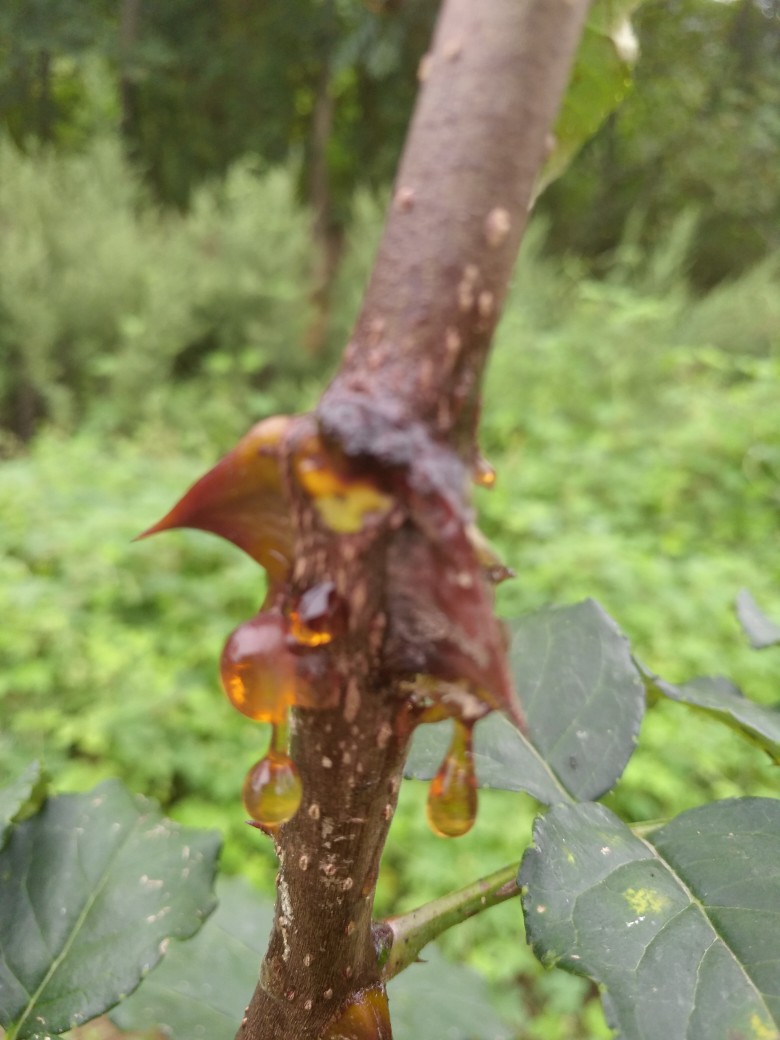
[1,1,779,1038]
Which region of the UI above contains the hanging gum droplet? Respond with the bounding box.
[242,714,302,830]
[472,454,496,489]
[426,718,478,838]
[220,612,303,722]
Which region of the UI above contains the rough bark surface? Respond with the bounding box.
[237,2,590,1038]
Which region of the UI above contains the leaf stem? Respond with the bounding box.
[630,817,668,838]
[380,862,520,981]
[379,814,673,981]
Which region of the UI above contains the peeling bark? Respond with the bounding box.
[236,2,590,1038]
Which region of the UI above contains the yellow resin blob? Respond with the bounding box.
[292,433,393,533]
[426,718,478,838]
[242,716,302,830]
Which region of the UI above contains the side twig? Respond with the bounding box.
[380,862,520,982]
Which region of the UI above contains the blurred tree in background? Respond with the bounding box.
[1,0,778,439]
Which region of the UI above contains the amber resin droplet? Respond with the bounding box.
[320,984,392,1040]
[242,716,302,830]
[289,580,341,648]
[289,611,332,647]
[472,455,496,489]
[220,612,301,722]
[426,719,478,838]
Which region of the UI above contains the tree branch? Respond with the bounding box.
[237,2,590,1038]
[321,0,591,457]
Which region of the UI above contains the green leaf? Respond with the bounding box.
[540,0,644,195]
[585,0,646,36]
[537,0,642,194]
[654,675,780,764]
[0,779,220,1039]
[114,878,512,1040]
[737,589,780,650]
[111,876,272,1040]
[520,799,780,1040]
[0,762,47,847]
[406,600,645,804]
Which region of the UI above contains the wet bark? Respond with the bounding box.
[237,2,590,1038]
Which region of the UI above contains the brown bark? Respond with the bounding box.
[119,0,142,138]
[305,59,346,357]
[36,50,54,142]
[237,2,590,1038]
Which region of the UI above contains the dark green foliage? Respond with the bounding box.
[653,674,780,762]
[0,777,220,1040]
[2,0,778,441]
[406,596,780,1036]
[0,0,117,146]
[389,948,514,1040]
[111,877,275,1040]
[0,0,434,210]
[2,0,778,286]
[122,0,435,209]
[0,761,47,844]
[521,799,780,1039]
[506,601,644,800]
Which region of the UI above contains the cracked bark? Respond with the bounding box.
[236,2,590,1038]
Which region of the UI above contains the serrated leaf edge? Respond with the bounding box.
[10,812,148,1037]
